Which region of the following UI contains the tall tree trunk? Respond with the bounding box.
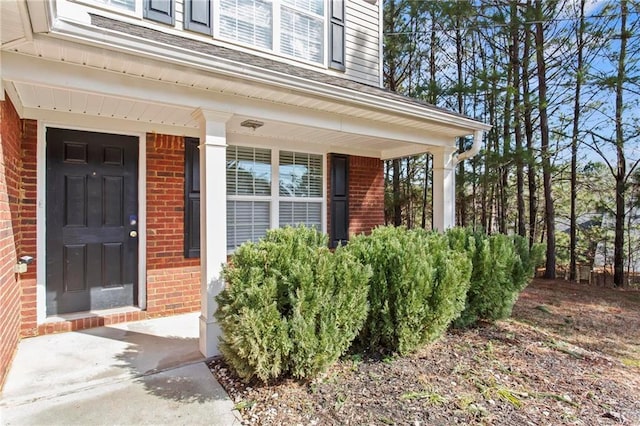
[535,0,556,279]
[471,30,480,231]
[569,0,586,281]
[480,54,492,233]
[614,0,629,287]
[455,16,467,227]
[422,154,430,229]
[500,47,513,235]
[393,159,402,226]
[522,9,537,248]
[385,161,390,225]
[428,7,438,106]
[511,1,526,237]
[406,157,413,228]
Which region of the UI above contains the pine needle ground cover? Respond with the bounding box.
[215,226,541,384]
[211,279,640,425]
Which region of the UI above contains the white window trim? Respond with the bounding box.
[270,148,280,230]
[70,0,331,69]
[72,0,143,19]
[226,144,326,253]
[213,0,327,67]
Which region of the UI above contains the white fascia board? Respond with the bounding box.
[46,14,490,135]
[2,51,459,145]
[4,82,24,116]
[381,136,453,160]
[19,0,35,41]
[322,145,381,159]
[227,132,383,159]
[26,0,54,33]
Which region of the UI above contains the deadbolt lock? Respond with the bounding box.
[129,230,138,238]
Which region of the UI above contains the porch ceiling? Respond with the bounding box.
[8,80,422,159]
[5,35,484,130]
[2,34,479,159]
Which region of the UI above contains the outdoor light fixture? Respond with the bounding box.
[240,119,264,130]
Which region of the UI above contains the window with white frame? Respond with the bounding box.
[80,0,344,69]
[219,0,273,50]
[224,146,324,251]
[85,0,135,12]
[186,143,330,256]
[280,0,324,63]
[278,151,323,229]
[217,0,325,64]
[226,146,272,251]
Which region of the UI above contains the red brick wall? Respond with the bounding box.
[0,96,23,389]
[146,133,200,315]
[20,120,37,337]
[2,124,383,361]
[348,155,385,236]
[327,154,385,239]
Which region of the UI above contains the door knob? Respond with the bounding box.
[129,230,138,238]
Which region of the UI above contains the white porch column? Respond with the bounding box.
[432,147,457,232]
[193,109,232,358]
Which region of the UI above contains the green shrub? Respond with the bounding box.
[347,226,472,355]
[450,229,543,328]
[215,226,371,382]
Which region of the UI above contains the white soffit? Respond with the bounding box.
[12,83,387,143]
[13,82,198,127]
[6,36,482,138]
[9,80,431,158]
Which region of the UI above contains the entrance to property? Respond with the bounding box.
[46,128,139,315]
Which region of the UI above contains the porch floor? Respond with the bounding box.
[0,313,240,425]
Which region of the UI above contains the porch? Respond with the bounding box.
[1,47,483,355]
[0,313,240,424]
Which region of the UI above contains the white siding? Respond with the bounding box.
[54,0,382,87]
[344,0,381,86]
[176,0,184,30]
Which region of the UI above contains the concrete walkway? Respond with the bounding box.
[0,313,241,425]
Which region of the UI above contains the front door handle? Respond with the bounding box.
[129,230,138,238]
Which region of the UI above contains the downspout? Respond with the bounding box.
[455,130,484,164]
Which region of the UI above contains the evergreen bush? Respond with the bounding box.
[215,226,371,382]
[450,229,543,328]
[347,226,472,355]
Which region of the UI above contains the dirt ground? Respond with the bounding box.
[209,279,640,425]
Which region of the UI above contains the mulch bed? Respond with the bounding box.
[209,279,640,425]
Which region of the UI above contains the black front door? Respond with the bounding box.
[46,128,139,315]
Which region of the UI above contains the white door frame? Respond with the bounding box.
[36,121,147,323]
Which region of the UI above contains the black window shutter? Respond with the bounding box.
[330,154,349,248]
[144,0,174,25]
[185,0,212,35]
[329,0,346,71]
[184,138,200,258]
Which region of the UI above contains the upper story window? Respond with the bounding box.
[82,0,344,70]
[218,0,324,64]
[280,1,324,63]
[92,0,135,12]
